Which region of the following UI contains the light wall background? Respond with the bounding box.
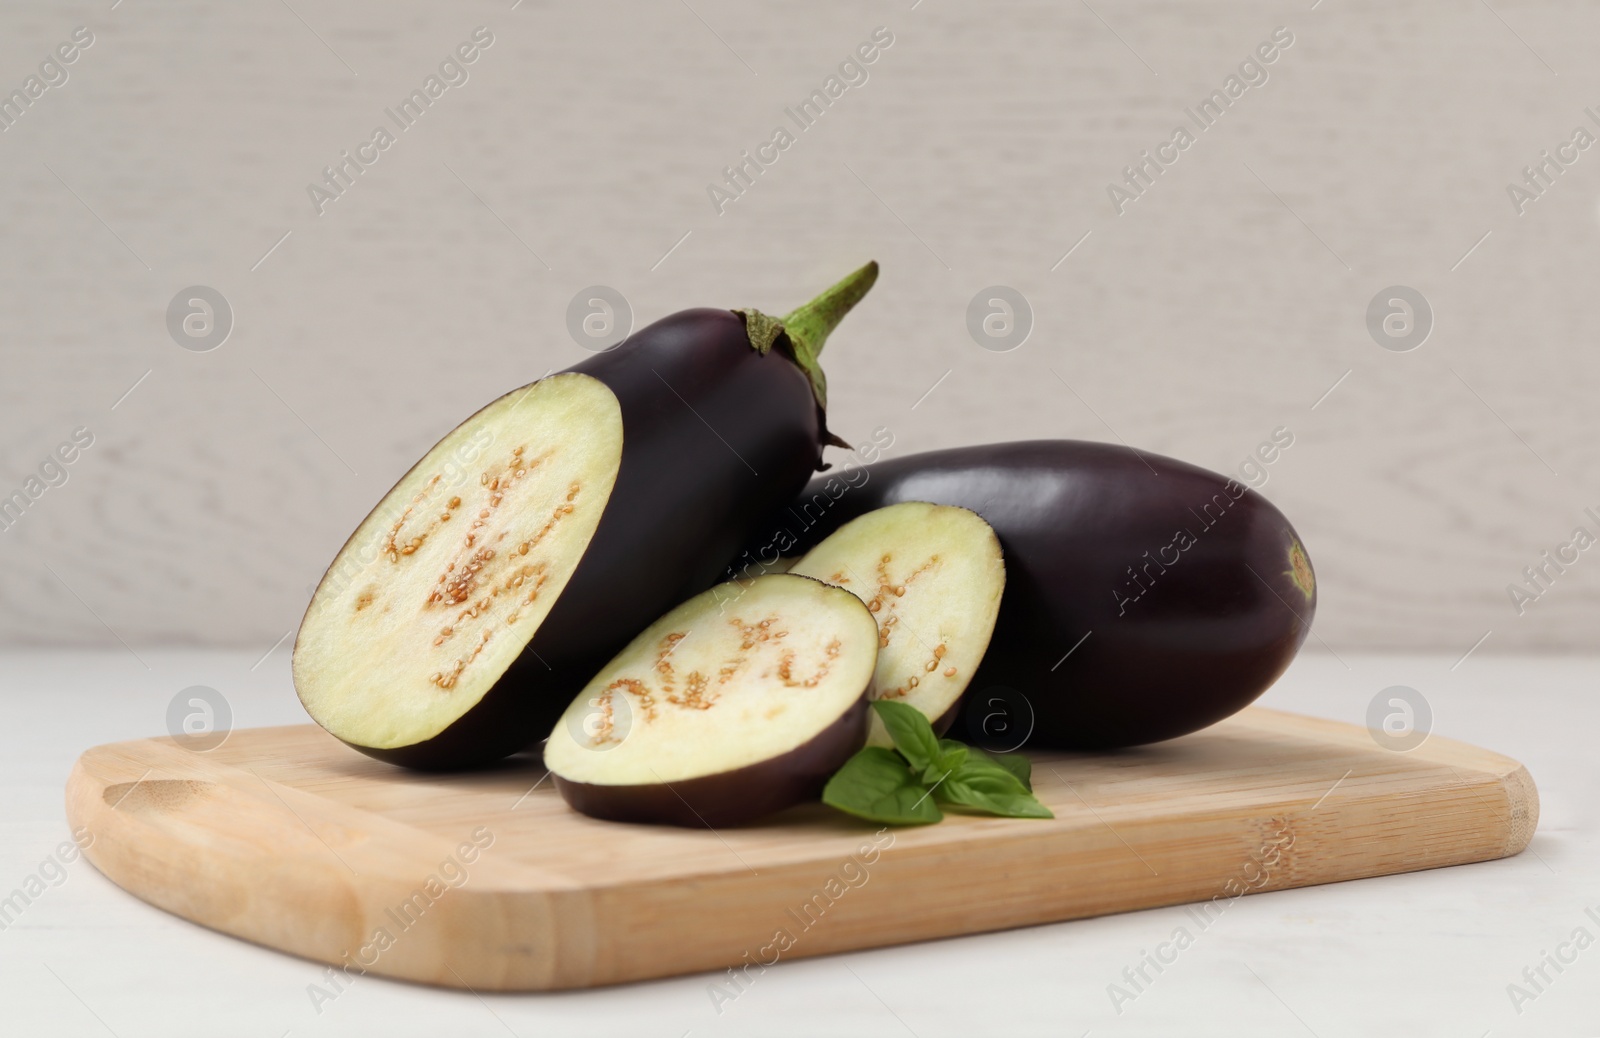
[1,0,1596,655]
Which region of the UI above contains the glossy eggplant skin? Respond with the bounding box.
[537,310,824,665]
[749,441,1316,750]
[366,310,824,769]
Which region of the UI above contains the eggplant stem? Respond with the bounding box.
[783,260,878,360]
[737,261,878,413]
[781,261,878,411]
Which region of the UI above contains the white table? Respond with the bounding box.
[3,648,1592,1037]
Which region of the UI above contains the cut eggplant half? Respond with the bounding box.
[293,263,878,769]
[294,374,624,762]
[786,502,1004,744]
[546,573,877,827]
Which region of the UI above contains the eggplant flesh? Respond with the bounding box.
[294,264,877,769]
[753,440,1316,750]
[786,502,1004,746]
[546,573,876,827]
[294,374,623,760]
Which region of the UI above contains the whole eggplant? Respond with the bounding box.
[294,263,877,769]
[743,440,1316,749]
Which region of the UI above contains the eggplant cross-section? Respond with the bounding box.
[294,374,623,764]
[786,502,1005,744]
[546,573,876,828]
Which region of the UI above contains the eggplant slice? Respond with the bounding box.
[786,502,1004,743]
[294,374,624,757]
[546,573,876,827]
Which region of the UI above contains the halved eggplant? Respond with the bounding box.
[785,502,1004,744]
[750,440,1316,750]
[293,263,878,769]
[546,573,876,827]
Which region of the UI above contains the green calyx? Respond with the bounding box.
[735,260,878,412]
[739,309,787,357]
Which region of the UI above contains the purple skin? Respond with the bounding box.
[747,440,1317,750]
[552,695,870,828]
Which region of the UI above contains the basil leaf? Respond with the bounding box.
[917,739,968,786]
[942,755,1028,795]
[823,711,1048,826]
[872,700,941,772]
[934,758,1053,819]
[936,739,971,774]
[982,749,1033,792]
[944,785,1055,819]
[822,746,943,826]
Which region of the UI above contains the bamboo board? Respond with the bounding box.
[63,707,1536,990]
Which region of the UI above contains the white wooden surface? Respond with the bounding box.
[2,648,1592,1036]
[1,0,1598,651]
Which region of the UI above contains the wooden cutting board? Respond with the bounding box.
[64,707,1536,991]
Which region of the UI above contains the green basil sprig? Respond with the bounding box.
[822,700,1053,825]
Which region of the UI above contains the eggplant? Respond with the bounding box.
[546,573,876,827]
[749,440,1316,749]
[785,502,1005,744]
[293,263,878,769]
